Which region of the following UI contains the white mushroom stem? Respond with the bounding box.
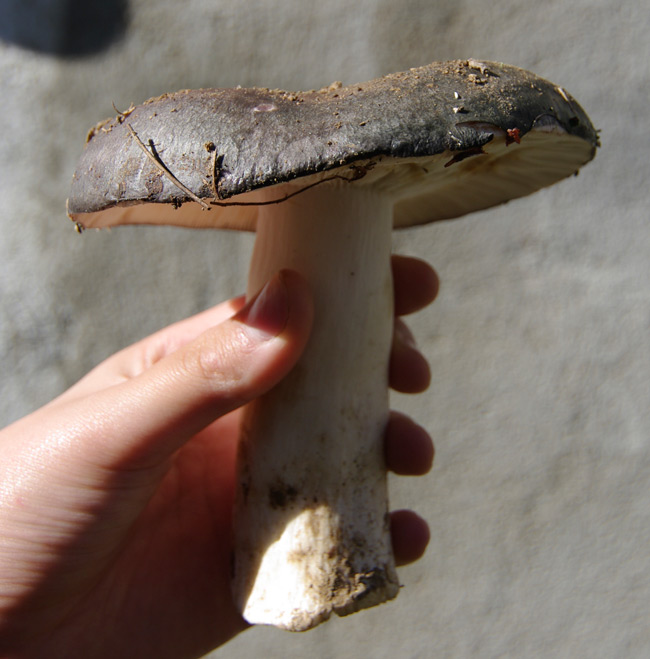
[232,181,400,631]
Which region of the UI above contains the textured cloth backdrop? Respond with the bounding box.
[1,1,648,657]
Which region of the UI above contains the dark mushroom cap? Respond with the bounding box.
[68,59,598,231]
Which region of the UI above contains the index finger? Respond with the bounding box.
[56,295,246,402]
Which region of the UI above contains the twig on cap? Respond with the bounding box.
[112,102,135,121]
[127,124,211,210]
[209,163,374,208]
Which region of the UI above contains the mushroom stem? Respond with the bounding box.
[232,181,399,631]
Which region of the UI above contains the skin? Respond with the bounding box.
[0,255,438,659]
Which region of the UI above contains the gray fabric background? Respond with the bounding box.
[1,1,648,657]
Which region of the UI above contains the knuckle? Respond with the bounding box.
[181,325,255,391]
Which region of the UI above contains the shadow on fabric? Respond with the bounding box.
[0,0,128,57]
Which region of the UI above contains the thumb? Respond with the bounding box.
[80,270,313,467]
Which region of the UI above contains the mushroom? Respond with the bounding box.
[67,60,598,632]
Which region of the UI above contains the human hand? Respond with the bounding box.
[0,255,438,658]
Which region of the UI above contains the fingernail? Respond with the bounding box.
[239,272,289,339]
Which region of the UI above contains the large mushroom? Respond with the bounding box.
[67,60,598,632]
